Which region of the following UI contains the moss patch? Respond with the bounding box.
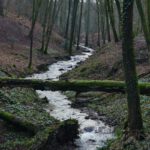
[0,87,58,150]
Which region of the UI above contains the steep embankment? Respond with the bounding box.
[61,39,150,150]
[0,14,66,77]
[62,39,150,80]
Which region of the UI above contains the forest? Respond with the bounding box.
[0,0,150,150]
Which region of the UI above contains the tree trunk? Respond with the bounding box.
[0,0,4,16]
[96,0,101,47]
[64,0,72,50]
[0,110,39,134]
[105,0,111,42]
[115,0,122,39]
[147,0,150,32]
[44,0,57,54]
[28,0,42,68]
[122,0,143,138]
[76,0,84,50]
[0,78,150,96]
[107,0,119,42]
[85,0,91,47]
[68,0,79,55]
[40,0,51,52]
[44,0,63,54]
[136,0,150,59]
[99,0,106,45]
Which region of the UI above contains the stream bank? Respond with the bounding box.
[0,48,87,150]
[28,45,114,150]
[0,45,114,150]
[61,43,150,150]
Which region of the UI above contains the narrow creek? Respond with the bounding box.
[28,46,114,150]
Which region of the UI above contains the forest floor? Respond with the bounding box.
[0,14,79,150]
[0,14,72,77]
[61,37,150,150]
[0,14,150,150]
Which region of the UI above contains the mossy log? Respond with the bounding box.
[0,110,39,134]
[0,110,79,150]
[0,78,150,95]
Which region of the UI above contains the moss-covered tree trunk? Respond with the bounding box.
[0,78,150,95]
[122,0,143,138]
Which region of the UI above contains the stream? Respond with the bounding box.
[28,45,114,150]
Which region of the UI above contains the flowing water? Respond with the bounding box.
[28,46,114,150]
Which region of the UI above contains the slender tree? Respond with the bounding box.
[28,0,42,68]
[68,0,79,55]
[122,0,143,138]
[43,0,63,54]
[107,0,119,42]
[100,0,106,45]
[44,0,57,54]
[96,0,101,47]
[105,0,111,42]
[0,0,4,16]
[40,0,52,52]
[85,0,91,46]
[64,0,72,50]
[147,0,150,31]
[136,0,150,59]
[76,0,84,50]
[115,0,122,39]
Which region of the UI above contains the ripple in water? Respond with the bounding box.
[27,45,114,150]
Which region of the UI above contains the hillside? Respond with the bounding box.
[0,14,66,77]
[61,37,150,81]
[61,38,150,150]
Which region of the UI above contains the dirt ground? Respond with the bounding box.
[0,14,66,77]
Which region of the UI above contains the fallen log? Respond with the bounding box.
[0,109,39,134]
[0,78,150,95]
[0,110,79,150]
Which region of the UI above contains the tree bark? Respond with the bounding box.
[28,0,42,68]
[0,78,150,96]
[76,0,84,50]
[105,0,111,42]
[85,0,91,47]
[64,0,72,50]
[122,0,143,137]
[68,0,79,55]
[115,0,122,39]
[0,110,39,134]
[96,0,101,47]
[107,0,119,42]
[136,0,150,60]
[147,0,150,32]
[0,0,4,16]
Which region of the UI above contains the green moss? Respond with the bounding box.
[0,87,58,150]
